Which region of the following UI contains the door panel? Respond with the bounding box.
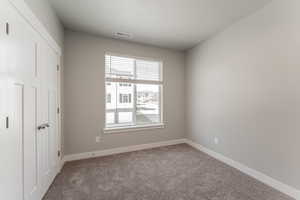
[24,86,39,200]
[36,65,50,197]
[46,42,59,178]
[49,90,58,175]
[37,39,59,197]
[22,21,40,200]
[0,83,23,200]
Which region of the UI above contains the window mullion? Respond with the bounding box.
[133,60,137,125]
[159,84,163,123]
[109,55,112,74]
[133,84,137,125]
[115,82,118,124]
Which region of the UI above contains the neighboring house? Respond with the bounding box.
[106,82,159,125]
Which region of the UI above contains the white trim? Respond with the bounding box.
[8,0,62,55]
[63,138,185,162]
[185,140,300,200]
[104,123,165,134]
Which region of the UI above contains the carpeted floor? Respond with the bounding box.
[43,144,294,200]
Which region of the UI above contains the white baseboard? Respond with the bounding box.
[185,140,300,200]
[63,139,186,163]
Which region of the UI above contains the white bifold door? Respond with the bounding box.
[0,1,61,200]
[36,34,60,199]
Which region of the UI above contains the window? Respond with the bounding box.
[105,54,163,131]
[119,94,132,103]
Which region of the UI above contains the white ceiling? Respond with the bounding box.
[49,0,272,50]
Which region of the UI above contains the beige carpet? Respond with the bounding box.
[43,144,294,200]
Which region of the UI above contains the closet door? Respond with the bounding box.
[0,1,24,200]
[22,26,40,200]
[5,2,41,200]
[37,37,60,197]
[46,43,60,181]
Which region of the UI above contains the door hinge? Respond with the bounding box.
[57,107,60,114]
[57,65,59,71]
[5,23,9,35]
[57,151,61,157]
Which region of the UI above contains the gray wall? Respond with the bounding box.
[24,0,64,47]
[64,30,185,155]
[185,0,300,189]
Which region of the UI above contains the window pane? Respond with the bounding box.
[106,82,117,126]
[105,81,135,127]
[105,55,110,74]
[118,112,133,124]
[106,113,115,124]
[117,83,134,109]
[136,60,161,81]
[136,84,160,124]
[106,94,111,103]
[106,82,116,110]
[105,55,134,78]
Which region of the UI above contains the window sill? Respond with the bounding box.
[103,123,165,134]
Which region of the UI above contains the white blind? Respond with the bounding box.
[105,55,134,78]
[105,54,161,81]
[136,59,161,81]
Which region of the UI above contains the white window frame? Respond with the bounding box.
[104,52,164,134]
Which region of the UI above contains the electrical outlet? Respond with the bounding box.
[214,137,219,145]
[96,136,101,143]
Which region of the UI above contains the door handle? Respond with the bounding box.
[37,124,46,130]
[37,123,50,130]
